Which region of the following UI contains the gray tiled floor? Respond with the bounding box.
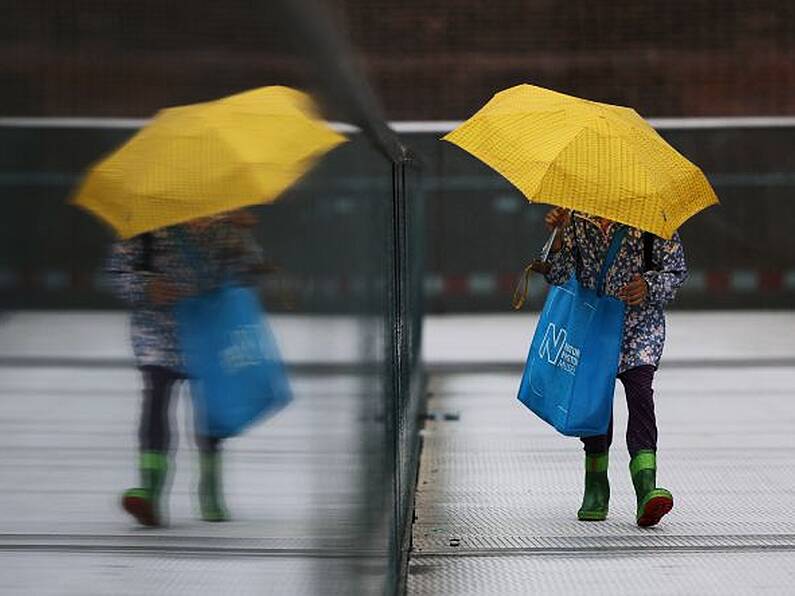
[0,313,389,595]
[3,312,794,594]
[409,319,795,594]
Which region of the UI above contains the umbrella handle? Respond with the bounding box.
[512,260,550,310]
[512,264,535,310]
[539,227,558,263]
[512,227,559,310]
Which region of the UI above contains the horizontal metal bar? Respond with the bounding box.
[2,117,795,132]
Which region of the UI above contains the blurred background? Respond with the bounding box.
[1,2,794,595]
[3,1,794,312]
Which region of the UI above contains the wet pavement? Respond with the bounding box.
[1,311,793,594]
[0,313,386,595]
[408,312,795,595]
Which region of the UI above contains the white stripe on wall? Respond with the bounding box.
[2,117,795,133]
[731,271,759,293]
[468,273,497,295]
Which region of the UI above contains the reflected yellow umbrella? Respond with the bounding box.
[444,84,718,238]
[73,86,347,238]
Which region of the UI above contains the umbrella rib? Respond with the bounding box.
[530,126,592,201]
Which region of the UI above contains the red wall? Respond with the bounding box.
[2,1,794,118]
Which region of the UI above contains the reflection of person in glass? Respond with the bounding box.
[542,207,688,527]
[106,211,264,527]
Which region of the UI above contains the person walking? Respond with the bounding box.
[541,207,688,527]
[107,213,264,527]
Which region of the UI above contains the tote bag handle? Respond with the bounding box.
[596,226,628,296]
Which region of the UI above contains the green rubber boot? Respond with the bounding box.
[630,450,673,527]
[122,451,168,527]
[577,452,610,521]
[199,452,229,522]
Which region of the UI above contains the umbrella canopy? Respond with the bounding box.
[73,86,346,238]
[443,84,718,238]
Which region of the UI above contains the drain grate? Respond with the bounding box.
[414,532,795,556]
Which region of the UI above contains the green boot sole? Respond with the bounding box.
[637,489,673,527]
[630,451,673,528]
[122,488,161,527]
[122,451,168,527]
[200,506,230,522]
[578,508,608,522]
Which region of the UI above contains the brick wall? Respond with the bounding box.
[2,1,794,118]
[345,0,795,118]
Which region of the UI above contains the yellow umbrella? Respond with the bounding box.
[73,86,347,238]
[443,84,718,239]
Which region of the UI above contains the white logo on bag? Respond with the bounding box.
[221,325,265,372]
[539,323,581,375]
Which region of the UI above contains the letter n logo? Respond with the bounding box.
[539,323,567,365]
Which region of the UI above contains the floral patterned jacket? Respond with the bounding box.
[545,214,688,373]
[106,224,264,372]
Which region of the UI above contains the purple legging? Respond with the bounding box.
[139,365,220,454]
[581,365,657,457]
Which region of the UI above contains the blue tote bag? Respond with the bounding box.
[175,284,292,438]
[517,227,627,437]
